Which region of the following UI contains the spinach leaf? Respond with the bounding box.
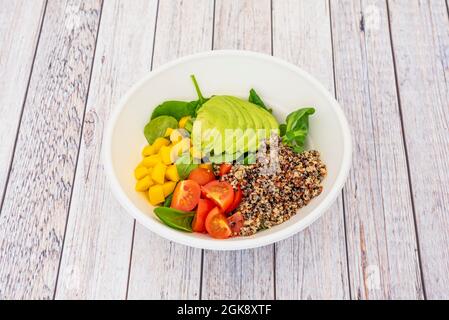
[144,115,178,144]
[151,101,196,120]
[163,193,173,207]
[248,89,272,113]
[280,107,315,153]
[190,75,210,116]
[190,75,206,105]
[175,154,198,179]
[154,207,194,232]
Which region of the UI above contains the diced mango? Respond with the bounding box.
[148,185,165,205]
[164,127,174,137]
[199,163,213,171]
[142,144,155,156]
[165,164,180,182]
[170,138,191,162]
[169,129,184,143]
[152,137,170,153]
[134,166,149,180]
[151,162,167,184]
[162,181,177,197]
[159,145,172,165]
[135,176,153,192]
[141,154,161,167]
[179,116,191,129]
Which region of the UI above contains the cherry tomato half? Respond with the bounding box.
[205,207,232,239]
[188,168,216,186]
[225,185,243,213]
[171,180,201,211]
[192,198,215,233]
[219,163,232,176]
[201,181,234,212]
[227,212,244,235]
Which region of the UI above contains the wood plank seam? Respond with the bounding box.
[124,0,161,301]
[384,0,427,299]
[52,0,106,299]
[0,0,48,217]
[327,0,353,300]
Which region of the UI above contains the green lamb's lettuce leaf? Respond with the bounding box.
[144,115,178,144]
[280,107,315,153]
[154,207,194,232]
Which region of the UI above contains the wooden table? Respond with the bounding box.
[1,0,448,300]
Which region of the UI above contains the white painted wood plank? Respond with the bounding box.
[126,0,214,300]
[201,0,275,300]
[330,0,423,299]
[272,0,349,300]
[0,0,102,300]
[55,0,158,300]
[388,0,449,299]
[0,0,46,211]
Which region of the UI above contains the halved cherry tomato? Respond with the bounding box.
[201,181,234,212]
[171,180,201,211]
[225,185,242,213]
[188,168,216,186]
[219,163,232,176]
[205,207,232,239]
[227,212,244,235]
[192,198,215,233]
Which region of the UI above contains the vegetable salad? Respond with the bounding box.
[134,75,318,239]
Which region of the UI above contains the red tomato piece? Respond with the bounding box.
[225,185,243,213]
[227,212,244,235]
[205,207,232,239]
[170,180,201,211]
[201,181,234,212]
[188,168,216,186]
[192,199,215,233]
[219,163,232,176]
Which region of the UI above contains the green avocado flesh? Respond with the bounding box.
[192,95,279,160]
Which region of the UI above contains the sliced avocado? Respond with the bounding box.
[191,95,279,159]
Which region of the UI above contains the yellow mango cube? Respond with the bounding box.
[148,185,165,205]
[162,181,177,197]
[199,163,213,171]
[165,164,180,182]
[164,127,174,137]
[135,176,153,192]
[141,154,161,167]
[159,145,172,165]
[169,129,184,143]
[170,138,191,162]
[179,116,191,129]
[134,166,149,180]
[151,162,167,184]
[142,145,155,156]
[152,137,170,153]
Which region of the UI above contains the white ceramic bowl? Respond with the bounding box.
[104,50,351,250]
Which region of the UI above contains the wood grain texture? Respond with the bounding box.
[330,0,423,299]
[0,0,46,212]
[388,0,449,299]
[201,0,275,300]
[0,0,102,299]
[126,0,214,300]
[55,0,158,300]
[272,0,350,300]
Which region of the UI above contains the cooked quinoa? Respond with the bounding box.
[220,137,327,236]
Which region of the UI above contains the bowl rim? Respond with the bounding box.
[103,50,352,250]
